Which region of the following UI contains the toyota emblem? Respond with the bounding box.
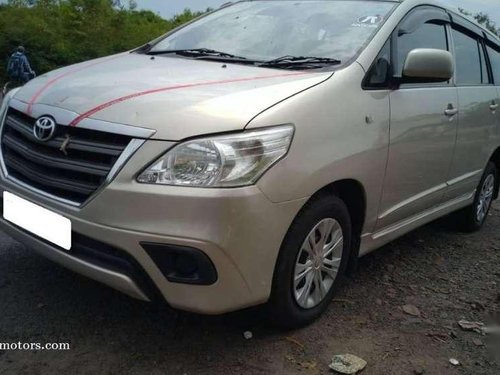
[33,116,57,142]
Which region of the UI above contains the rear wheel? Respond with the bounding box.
[458,162,497,232]
[268,195,352,328]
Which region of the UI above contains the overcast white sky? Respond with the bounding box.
[134,0,499,24]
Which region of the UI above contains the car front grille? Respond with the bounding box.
[1,108,133,204]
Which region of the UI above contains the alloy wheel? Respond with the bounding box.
[293,218,343,309]
[476,174,495,223]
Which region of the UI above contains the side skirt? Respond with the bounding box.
[359,192,474,257]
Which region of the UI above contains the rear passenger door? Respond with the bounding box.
[486,41,500,130]
[446,23,499,200]
[376,7,458,230]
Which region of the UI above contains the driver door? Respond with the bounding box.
[376,7,458,230]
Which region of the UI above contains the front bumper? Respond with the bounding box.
[0,218,152,301]
[0,140,307,314]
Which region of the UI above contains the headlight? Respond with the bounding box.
[0,89,18,120]
[137,125,294,187]
[0,88,19,119]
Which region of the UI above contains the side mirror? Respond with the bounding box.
[402,48,454,83]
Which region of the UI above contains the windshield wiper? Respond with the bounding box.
[134,42,153,54]
[258,56,341,69]
[146,49,340,69]
[147,48,250,61]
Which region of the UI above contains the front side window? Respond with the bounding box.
[149,0,396,65]
[486,44,500,85]
[395,22,448,77]
[365,40,391,87]
[452,28,486,85]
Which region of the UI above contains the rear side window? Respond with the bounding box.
[395,22,448,77]
[486,44,500,85]
[452,28,488,85]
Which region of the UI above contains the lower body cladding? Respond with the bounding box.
[0,180,308,314]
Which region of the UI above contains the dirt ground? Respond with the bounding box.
[0,203,499,375]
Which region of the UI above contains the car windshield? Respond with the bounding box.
[148,0,396,65]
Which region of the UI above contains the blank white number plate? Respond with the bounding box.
[3,191,72,250]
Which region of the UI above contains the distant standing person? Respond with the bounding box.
[7,46,35,86]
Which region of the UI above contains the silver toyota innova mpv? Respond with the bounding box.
[0,0,499,327]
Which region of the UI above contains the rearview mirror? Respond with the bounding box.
[402,48,454,83]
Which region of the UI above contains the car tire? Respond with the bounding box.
[268,194,352,329]
[458,162,497,232]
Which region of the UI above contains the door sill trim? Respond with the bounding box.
[360,191,474,256]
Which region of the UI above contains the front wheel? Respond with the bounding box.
[268,194,352,328]
[458,162,497,232]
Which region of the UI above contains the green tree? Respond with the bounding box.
[0,0,208,82]
[459,8,499,37]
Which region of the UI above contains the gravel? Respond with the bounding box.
[0,203,499,374]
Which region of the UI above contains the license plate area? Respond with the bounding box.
[3,191,72,250]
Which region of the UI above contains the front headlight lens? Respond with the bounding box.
[137,125,294,187]
[0,88,18,118]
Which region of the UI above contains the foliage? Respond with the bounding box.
[0,0,209,82]
[459,8,499,37]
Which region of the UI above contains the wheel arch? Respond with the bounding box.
[317,179,367,263]
[286,178,367,265]
[490,147,500,199]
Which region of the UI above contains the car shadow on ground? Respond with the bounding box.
[0,210,464,327]
[1,205,498,374]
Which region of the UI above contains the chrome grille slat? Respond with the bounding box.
[4,154,99,195]
[1,108,134,204]
[5,115,126,156]
[2,133,111,176]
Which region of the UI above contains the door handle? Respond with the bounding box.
[444,105,458,117]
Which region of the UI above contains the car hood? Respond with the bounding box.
[12,53,332,140]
